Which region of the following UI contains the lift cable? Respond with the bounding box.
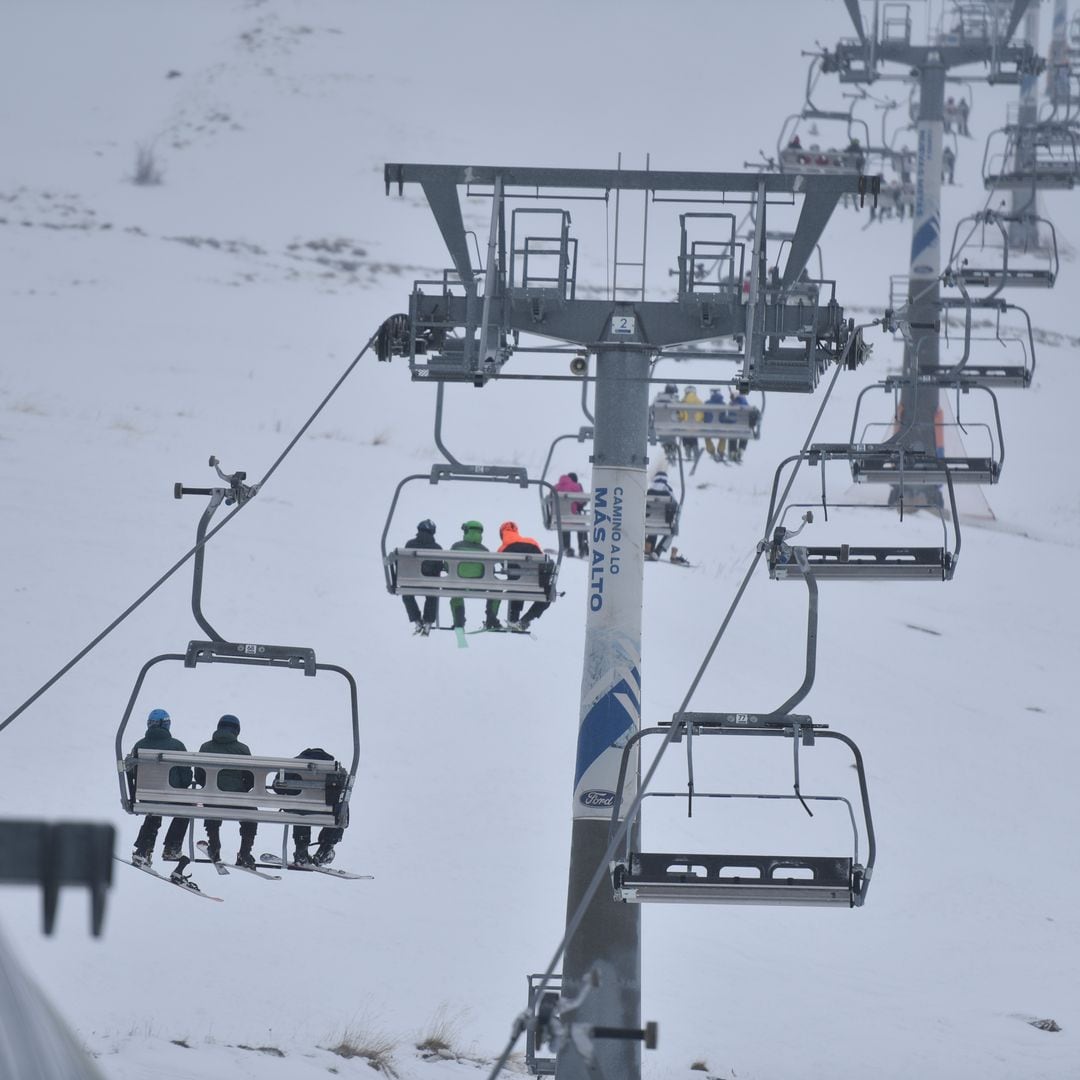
[0,331,379,735]
[484,321,876,1080]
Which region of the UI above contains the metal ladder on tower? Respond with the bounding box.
[611,152,651,302]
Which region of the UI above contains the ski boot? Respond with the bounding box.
[484,617,503,631]
[411,621,424,635]
[236,849,257,870]
[420,622,432,636]
[170,856,193,885]
[162,846,183,862]
[293,844,313,866]
[131,849,152,869]
[312,843,336,866]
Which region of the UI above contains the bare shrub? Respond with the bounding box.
[328,1027,398,1076]
[132,143,163,186]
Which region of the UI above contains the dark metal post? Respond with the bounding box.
[900,55,946,489]
[558,331,650,1080]
[1011,0,1042,246]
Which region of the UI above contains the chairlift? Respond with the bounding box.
[115,459,361,867]
[947,209,1059,293]
[524,974,562,1075]
[763,447,961,581]
[538,427,594,533]
[609,713,874,906]
[850,376,1005,484]
[982,122,1080,190]
[936,290,1036,388]
[649,395,761,445]
[382,386,562,605]
[776,56,871,176]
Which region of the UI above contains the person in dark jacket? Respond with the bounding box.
[278,747,345,866]
[449,520,500,630]
[402,519,443,635]
[130,708,193,867]
[645,471,676,558]
[197,714,258,868]
[494,520,551,631]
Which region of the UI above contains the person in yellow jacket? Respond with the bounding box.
[676,385,704,461]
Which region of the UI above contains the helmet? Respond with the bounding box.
[461,520,483,532]
[568,472,578,483]
[217,714,241,733]
[665,383,678,394]
[147,708,170,731]
[417,519,436,534]
[499,520,518,537]
[685,385,696,394]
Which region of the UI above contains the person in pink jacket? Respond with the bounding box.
[554,472,589,557]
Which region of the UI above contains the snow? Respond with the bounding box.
[1,1,1078,1078]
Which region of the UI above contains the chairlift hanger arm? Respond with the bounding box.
[173,457,257,643]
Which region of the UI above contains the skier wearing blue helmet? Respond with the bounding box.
[129,708,193,868]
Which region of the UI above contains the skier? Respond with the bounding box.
[494,520,550,632]
[129,708,192,870]
[553,472,588,557]
[942,145,956,185]
[705,387,727,462]
[651,383,680,461]
[676,386,704,462]
[449,520,501,631]
[728,387,755,463]
[278,747,344,866]
[196,714,258,869]
[957,97,970,137]
[645,471,676,559]
[401,519,443,634]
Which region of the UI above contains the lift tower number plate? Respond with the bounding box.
[611,315,636,336]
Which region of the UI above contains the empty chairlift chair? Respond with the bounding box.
[764,445,961,581]
[849,378,1005,486]
[609,713,875,908]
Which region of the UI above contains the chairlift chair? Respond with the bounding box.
[982,123,1080,190]
[116,460,361,862]
[776,56,871,176]
[609,713,875,907]
[947,210,1059,293]
[935,293,1036,388]
[524,974,562,1075]
[382,464,562,605]
[538,427,594,533]
[764,446,961,581]
[850,377,1005,484]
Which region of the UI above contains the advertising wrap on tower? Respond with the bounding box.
[573,466,646,819]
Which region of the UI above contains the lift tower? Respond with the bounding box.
[828,0,1040,502]
[382,162,871,1080]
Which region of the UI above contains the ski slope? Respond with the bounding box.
[1,2,1077,1078]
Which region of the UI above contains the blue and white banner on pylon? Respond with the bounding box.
[910,121,942,280]
[573,466,646,820]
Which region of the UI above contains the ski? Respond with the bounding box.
[197,840,279,879]
[259,853,373,880]
[114,855,223,902]
[195,840,230,875]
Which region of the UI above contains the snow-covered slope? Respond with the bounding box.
[1,2,1077,1078]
